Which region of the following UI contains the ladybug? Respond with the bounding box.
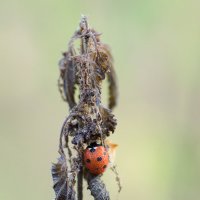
[84,142,109,175]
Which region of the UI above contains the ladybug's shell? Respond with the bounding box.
[84,146,109,175]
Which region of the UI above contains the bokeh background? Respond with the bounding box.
[1,0,200,199]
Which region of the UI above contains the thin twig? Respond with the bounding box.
[77,167,83,200]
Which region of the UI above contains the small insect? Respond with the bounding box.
[84,142,109,175]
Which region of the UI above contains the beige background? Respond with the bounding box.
[0,0,200,199]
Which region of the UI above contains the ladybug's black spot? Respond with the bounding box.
[97,157,102,161]
[89,148,96,153]
[86,159,91,163]
[103,165,107,169]
[95,168,99,171]
[104,152,107,155]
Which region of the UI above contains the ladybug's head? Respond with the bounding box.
[87,142,101,153]
[87,142,100,148]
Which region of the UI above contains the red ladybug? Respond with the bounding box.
[84,143,109,175]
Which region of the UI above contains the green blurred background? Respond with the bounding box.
[0,0,200,199]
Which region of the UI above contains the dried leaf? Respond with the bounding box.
[58,51,77,109]
[100,106,117,135]
[107,63,118,110]
[52,156,76,200]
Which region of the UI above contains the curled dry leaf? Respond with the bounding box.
[52,156,76,200]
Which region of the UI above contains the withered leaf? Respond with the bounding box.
[52,156,76,200]
[99,106,117,135]
[97,43,118,109]
[107,63,118,110]
[59,51,77,109]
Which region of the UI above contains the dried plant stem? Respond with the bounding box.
[77,167,83,200]
[52,15,118,200]
[87,174,110,200]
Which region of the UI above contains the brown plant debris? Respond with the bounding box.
[52,15,119,200]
